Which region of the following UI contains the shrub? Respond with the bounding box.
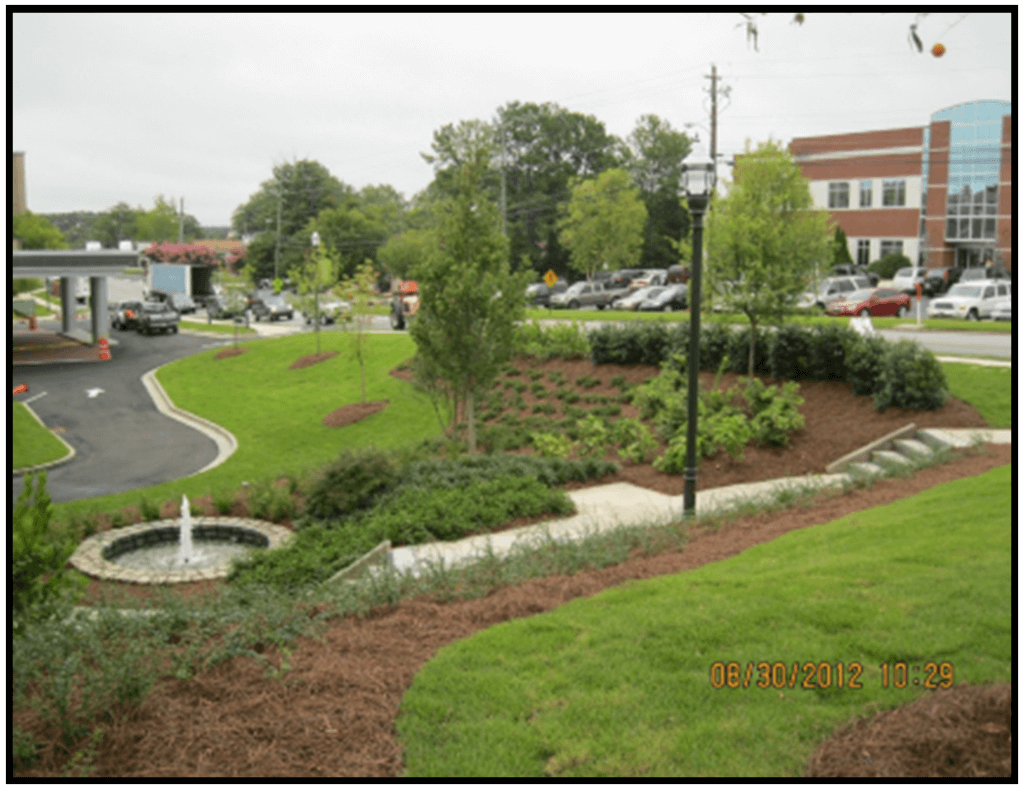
[531,433,575,459]
[12,472,82,635]
[700,409,754,460]
[305,447,400,522]
[809,323,857,382]
[138,495,161,521]
[867,252,911,281]
[588,322,671,366]
[749,381,805,446]
[768,323,814,381]
[611,418,659,464]
[699,323,734,373]
[513,320,590,360]
[577,415,611,460]
[846,334,889,396]
[873,341,948,411]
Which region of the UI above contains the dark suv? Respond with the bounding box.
[922,267,962,297]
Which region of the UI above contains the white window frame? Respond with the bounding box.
[828,182,850,209]
[882,180,906,207]
[859,180,872,208]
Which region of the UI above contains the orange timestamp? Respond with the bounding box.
[709,661,955,690]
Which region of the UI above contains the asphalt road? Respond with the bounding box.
[13,321,225,505]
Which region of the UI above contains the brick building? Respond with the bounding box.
[790,100,1012,272]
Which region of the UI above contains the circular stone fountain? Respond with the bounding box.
[70,495,294,584]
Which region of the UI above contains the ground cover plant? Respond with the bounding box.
[13,402,71,470]
[396,465,1012,777]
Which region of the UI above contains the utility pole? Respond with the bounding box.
[178,197,185,243]
[704,64,731,187]
[273,183,282,280]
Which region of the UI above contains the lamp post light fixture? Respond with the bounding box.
[681,159,715,520]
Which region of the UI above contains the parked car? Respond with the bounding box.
[304,298,351,326]
[959,265,1010,283]
[892,266,929,294]
[605,269,646,289]
[549,280,630,310]
[167,292,197,314]
[110,300,144,331]
[825,287,911,318]
[921,267,962,297]
[252,293,295,322]
[389,281,419,330]
[611,285,665,311]
[206,294,247,320]
[666,264,690,285]
[629,269,669,290]
[832,264,879,287]
[638,284,688,312]
[926,280,1011,321]
[797,276,873,310]
[525,281,567,308]
[991,296,1012,322]
[137,301,180,335]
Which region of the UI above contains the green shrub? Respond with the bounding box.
[138,495,161,522]
[611,418,658,464]
[213,487,236,515]
[846,334,889,396]
[868,252,911,281]
[392,454,617,492]
[653,433,690,474]
[12,472,83,635]
[531,402,556,415]
[748,381,805,446]
[588,322,672,366]
[699,323,734,373]
[530,382,549,398]
[873,341,948,411]
[575,374,602,389]
[513,320,590,360]
[768,323,814,381]
[700,409,754,460]
[305,447,400,522]
[809,323,857,382]
[576,414,611,460]
[547,370,567,386]
[479,424,532,454]
[532,433,576,459]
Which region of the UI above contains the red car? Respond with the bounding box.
[825,287,911,318]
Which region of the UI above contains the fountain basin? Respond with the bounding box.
[70,517,294,584]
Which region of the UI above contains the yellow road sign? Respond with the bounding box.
[543,269,558,288]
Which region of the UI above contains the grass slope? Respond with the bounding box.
[13,403,71,469]
[397,465,1012,777]
[939,362,1012,428]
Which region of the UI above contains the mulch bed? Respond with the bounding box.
[289,351,338,370]
[213,347,248,360]
[322,400,388,427]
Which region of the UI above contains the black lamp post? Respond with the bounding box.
[681,160,715,519]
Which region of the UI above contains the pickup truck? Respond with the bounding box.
[137,301,180,335]
[549,280,632,310]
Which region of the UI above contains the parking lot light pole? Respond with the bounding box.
[681,160,715,520]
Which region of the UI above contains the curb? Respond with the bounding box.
[12,400,77,476]
[141,367,238,475]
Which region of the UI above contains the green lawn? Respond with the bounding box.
[397,465,1012,777]
[47,332,440,522]
[13,402,72,470]
[179,320,257,335]
[940,362,1012,428]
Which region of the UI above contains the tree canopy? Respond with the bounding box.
[13,211,69,249]
[704,139,831,373]
[558,168,647,280]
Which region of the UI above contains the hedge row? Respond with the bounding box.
[587,322,947,411]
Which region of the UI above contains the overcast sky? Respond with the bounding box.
[13,11,1012,230]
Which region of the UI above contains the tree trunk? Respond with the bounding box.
[748,319,757,377]
[466,390,477,454]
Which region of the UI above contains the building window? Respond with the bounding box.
[880,240,903,258]
[882,180,906,207]
[856,239,870,267]
[828,182,850,209]
[859,180,872,208]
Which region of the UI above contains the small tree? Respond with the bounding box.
[830,226,853,265]
[705,139,831,375]
[291,241,339,355]
[558,168,648,280]
[336,259,379,402]
[213,268,251,349]
[410,147,532,453]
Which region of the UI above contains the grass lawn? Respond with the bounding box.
[13,402,72,470]
[179,320,257,335]
[47,332,440,522]
[397,465,1012,777]
[939,362,1012,428]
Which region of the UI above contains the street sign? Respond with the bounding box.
[543,269,558,288]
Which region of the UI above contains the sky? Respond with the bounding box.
[12,11,1012,230]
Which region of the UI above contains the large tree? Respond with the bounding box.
[558,168,647,280]
[13,211,69,249]
[623,114,695,269]
[704,140,831,374]
[135,195,200,244]
[410,148,531,454]
[377,228,438,282]
[422,101,625,280]
[92,202,141,248]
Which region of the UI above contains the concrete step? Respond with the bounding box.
[872,449,915,469]
[847,461,886,478]
[892,437,935,461]
[917,428,973,452]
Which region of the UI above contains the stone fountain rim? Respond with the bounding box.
[70,516,295,585]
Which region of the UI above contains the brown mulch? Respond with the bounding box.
[322,400,388,427]
[213,347,248,360]
[289,351,338,370]
[22,356,1012,778]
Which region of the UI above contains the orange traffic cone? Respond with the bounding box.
[98,337,111,361]
[13,383,28,395]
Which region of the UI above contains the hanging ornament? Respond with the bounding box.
[931,42,946,57]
